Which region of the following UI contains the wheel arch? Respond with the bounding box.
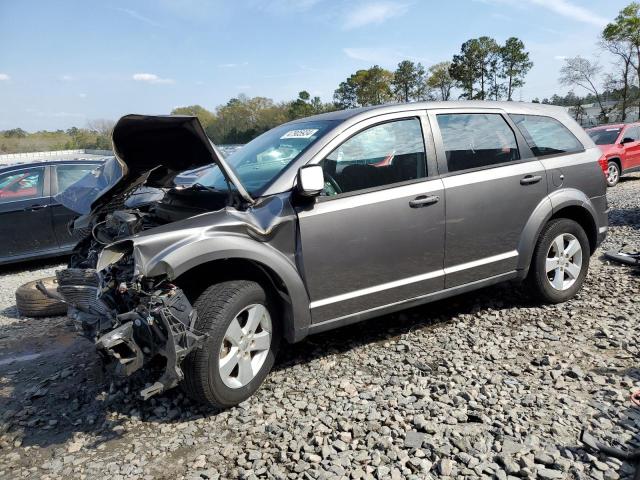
[140,236,312,344]
[517,190,599,276]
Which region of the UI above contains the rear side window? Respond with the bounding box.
[436,113,520,173]
[510,114,583,157]
[56,164,96,193]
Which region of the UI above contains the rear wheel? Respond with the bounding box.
[606,161,620,187]
[528,219,590,303]
[182,280,280,408]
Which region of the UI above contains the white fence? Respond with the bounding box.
[0,149,113,165]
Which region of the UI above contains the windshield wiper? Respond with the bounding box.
[191,182,221,193]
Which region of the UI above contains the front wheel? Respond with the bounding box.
[606,161,620,187]
[182,280,280,408]
[528,219,590,303]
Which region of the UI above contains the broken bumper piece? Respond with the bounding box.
[50,268,205,399]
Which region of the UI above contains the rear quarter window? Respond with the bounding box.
[510,114,583,157]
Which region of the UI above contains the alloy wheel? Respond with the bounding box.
[607,163,619,186]
[545,233,583,291]
[218,304,272,389]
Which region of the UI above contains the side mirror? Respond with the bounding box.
[296,165,324,197]
[621,137,635,144]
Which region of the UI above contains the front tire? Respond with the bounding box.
[606,161,620,187]
[182,280,280,408]
[528,219,590,303]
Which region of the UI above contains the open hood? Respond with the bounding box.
[88,114,253,215]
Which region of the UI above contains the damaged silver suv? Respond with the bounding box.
[48,102,607,408]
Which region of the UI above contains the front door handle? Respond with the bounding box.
[409,195,440,208]
[520,175,542,185]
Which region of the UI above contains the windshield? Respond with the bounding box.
[588,128,621,145]
[198,120,336,194]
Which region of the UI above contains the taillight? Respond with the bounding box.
[597,155,608,174]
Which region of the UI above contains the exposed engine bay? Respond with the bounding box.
[41,114,257,399]
[50,187,235,398]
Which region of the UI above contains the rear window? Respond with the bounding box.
[511,114,583,157]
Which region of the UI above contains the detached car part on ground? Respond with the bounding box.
[46,103,608,408]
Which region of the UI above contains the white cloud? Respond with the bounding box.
[476,0,607,27]
[257,0,322,13]
[528,0,608,27]
[0,73,10,81]
[217,62,249,68]
[132,73,174,84]
[79,93,87,98]
[59,74,73,81]
[343,2,408,30]
[343,47,428,66]
[115,7,162,27]
[554,55,567,60]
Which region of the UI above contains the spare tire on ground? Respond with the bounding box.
[15,276,67,317]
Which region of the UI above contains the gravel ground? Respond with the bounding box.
[0,176,639,480]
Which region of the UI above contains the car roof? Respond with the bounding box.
[0,159,105,172]
[287,101,570,125]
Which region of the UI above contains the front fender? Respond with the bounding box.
[135,234,312,342]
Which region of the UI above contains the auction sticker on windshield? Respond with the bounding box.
[281,129,319,139]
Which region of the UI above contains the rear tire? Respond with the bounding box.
[528,219,590,303]
[606,161,620,187]
[182,280,280,408]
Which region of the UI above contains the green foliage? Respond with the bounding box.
[450,36,530,100]
[501,37,533,101]
[334,66,395,108]
[0,127,110,154]
[392,60,427,102]
[427,62,454,101]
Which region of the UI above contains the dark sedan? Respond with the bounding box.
[0,160,104,265]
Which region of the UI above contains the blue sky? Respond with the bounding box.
[0,0,631,131]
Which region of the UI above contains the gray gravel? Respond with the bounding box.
[1,176,639,480]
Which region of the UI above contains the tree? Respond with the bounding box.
[288,91,315,119]
[602,4,640,120]
[427,62,454,101]
[559,56,605,115]
[500,37,533,101]
[334,77,359,109]
[450,37,501,100]
[392,60,427,102]
[86,119,115,136]
[334,66,394,108]
[170,105,216,130]
[450,39,481,99]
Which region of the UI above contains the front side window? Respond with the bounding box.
[197,120,335,194]
[320,118,427,195]
[0,167,45,203]
[56,164,96,192]
[623,126,640,142]
[511,114,583,157]
[437,113,520,173]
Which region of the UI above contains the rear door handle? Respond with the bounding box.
[409,195,440,208]
[25,204,48,211]
[520,175,542,185]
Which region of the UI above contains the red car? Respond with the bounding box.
[586,123,640,186]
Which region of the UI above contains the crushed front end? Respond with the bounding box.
[55,255,205,400]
